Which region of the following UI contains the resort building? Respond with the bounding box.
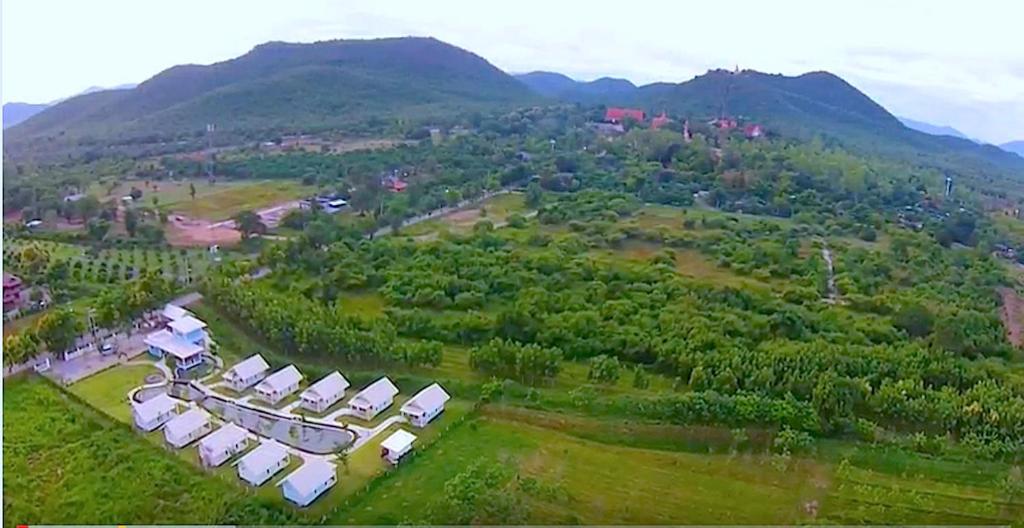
[238,440,290,486]
[400,383,451,428]
[254,365,303,404]
[348,376,399,420]
[163,408,211,448]
[280,459,337,507]
[299,371,350,413]
[197,423,249,467]
[222,354,271,391]
[132,393,179,431]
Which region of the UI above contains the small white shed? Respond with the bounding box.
[300,371,350,413]
[348,376,399,420]
[237,440,290,486]
[280,459,337,507]
[132,393,179,431]
[223,354,270,391]
[380,429,417,465]
[197,422,249,467]
[254,365,303,404]
[400,383,451,428]
[163,408,211,448]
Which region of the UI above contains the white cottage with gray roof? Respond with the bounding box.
[400,383,451,427]
[163,408,211,448]
[280,459,337,507]
[238,440,290,486]
[300,371,350,413]
[223,354,270,391]
[132,393,179,431]
[348,376,399,420]
[254,365,303,404]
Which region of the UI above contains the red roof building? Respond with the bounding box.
[3,273,27,312]
[651,112,671,130]
[382,174,408,192]
[711,118,738,130]
[605,107,646,124]
[744,124,764,138]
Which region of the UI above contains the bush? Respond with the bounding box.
[773,427,814,454]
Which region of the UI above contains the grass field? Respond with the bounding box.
[2,375,298,525]
[90,179,315,221]
[338,409,1023,525]
[592,240,774,290]
[68,363,160,423]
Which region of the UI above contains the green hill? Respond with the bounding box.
[5,37,536,155]
[519,68,1024,175]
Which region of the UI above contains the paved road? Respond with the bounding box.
[371,189,514,238]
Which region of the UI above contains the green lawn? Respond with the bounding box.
[91,179,315,221]
[68,363,161,423]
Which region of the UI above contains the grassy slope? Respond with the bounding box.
[90,179,315,221]
[1,376,293,526]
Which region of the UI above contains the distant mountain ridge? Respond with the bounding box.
[515,71,637,103]
[898,116,975,141]
[1001,141,1024,157]
[2,83,138,129]
[5,37,535,153]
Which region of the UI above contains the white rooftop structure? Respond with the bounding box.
[380,429,417,453]
[144,330,203,360]
[161,303,191,321]
[280,459,337,506]
[402,383,450,415]
[238,440,290,486]
[257,365,303,393]
[302,372,349,401]
[350,377,399,409]
[168,315,208,335]
[226,354,270,382]
[198,422,248,454]
[133,393,178,423]
[165,408,208,436]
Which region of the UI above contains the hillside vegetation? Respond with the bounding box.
[4,37,536,156]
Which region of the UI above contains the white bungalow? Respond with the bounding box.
[400,383,451,428]
[222,354,271,392]
[254,365,303,404]
[280,459,337,507]
[163,408,211,448]
[132,393,179,431]
[237,440,290,486]
[197,423,249,467]
[348,377,399,420]
[299,371,350,413]
[380,429,417,465]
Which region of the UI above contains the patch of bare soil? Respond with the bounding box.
[166,214,240,247]
[998,287,1024,347]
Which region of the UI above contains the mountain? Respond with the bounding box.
[5,37,535,155]
[2,103,49,129]
[517,68,1024,174]
[515,71,637,103]
[1001,141,1024,157]
[3,84,139,129]
[898,116,974,141]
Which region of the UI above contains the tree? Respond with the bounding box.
[35,307,83,354]
[86,218,111,241]
[893,303,934,338]
[587,354,621,384]
[632,365,650,389]
[234,210,267,239]
[3,332,39,366]
[189,182,197,200]
[125,208,139,237]
[427,462,527,525]
[525,182,544,208]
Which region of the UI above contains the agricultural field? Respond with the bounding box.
[3,238,217,285]
[90,179,315,221]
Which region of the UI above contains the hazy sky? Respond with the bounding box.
[3,0,1021,143]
